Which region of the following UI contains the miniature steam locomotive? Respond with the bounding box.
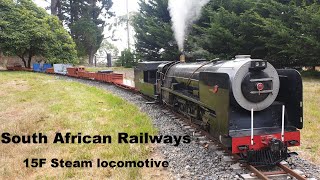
[134,55,303,165]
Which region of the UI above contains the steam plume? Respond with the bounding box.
[168,0,210,50]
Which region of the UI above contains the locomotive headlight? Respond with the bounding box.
[250,61,267,71]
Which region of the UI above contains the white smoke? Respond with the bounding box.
[168,0,210,50]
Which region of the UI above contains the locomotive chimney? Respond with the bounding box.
[180,49,186,63]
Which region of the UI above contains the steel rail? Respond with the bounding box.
[247,165,270,180]
[278,163,307,180]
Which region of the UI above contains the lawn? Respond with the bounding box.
[292,78,320,164]
[0,71,157,179]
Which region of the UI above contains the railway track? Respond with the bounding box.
[28,72,316,179]
[247,163,308,180]
[159,106,311,180]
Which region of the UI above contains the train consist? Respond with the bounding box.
[7,55,303,166]
[135,55,303,166]
[47,65,126,86]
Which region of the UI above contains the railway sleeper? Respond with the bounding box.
[240,168,305,180]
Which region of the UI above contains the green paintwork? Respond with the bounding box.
[134,69,155,98]
[199,72,230,137]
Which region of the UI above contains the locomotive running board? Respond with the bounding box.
[161,87,212,110]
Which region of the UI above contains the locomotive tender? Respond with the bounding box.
[134,55,303,165]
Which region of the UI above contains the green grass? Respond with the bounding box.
[292,78,320,164]
[0,71,157,179]
[301,70,320,78]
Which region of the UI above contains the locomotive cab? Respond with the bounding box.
[134,61,170,97]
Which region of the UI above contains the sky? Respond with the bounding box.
[33,0,139,17]
[33,0,140,54]
[108,0,139,52]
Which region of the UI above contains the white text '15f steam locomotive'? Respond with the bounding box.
[134,55,303,165]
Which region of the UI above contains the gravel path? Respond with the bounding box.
[59,76,320,180]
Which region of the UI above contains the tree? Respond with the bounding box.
[288,3,320,68]
[0,0,49,68]
[98,40,119,57]
[0,0,77,68]
[45,16,78,64]
[51,0,114,65]
[116,49,136,68]
[51,0,60,16]
[190,0,320,68]
[70,17,103,64]
[132,0,180,61]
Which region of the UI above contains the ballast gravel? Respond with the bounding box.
[59,76,320,180]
